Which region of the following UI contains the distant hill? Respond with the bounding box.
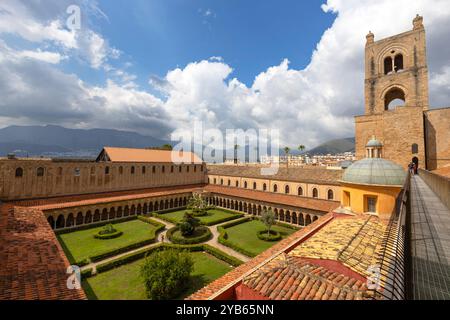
[0,125,170,158]
[306,137,355,155]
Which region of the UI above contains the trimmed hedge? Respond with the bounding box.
[55,216,137,235]
[202,245,243,267]
[76,258,91,268]
[95,244,243,274]
[137,216,166,231]
[257,230,281,242]
[81,268,94,279]
[201,213,245,226]
[167,226,212,245]
[94,230,123,240]
[217,227,256,258]
[154,209,244,227]
[87,216,165,262]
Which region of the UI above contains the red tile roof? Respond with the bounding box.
[187,213,335,300]
[242,256,371,300]
[207,165,343,186]
[11,184,206,210]
[99,147,203,164]
[205,185,340,213]
[0,204,86,300]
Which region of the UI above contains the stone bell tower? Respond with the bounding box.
[355,15,429,170]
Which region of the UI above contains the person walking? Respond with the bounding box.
[408,162,414,175]
[161,234,165,243]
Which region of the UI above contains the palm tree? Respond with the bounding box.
[284,147,290,169]
[298,145,305,153]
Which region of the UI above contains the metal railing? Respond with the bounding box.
[371,172,412,300]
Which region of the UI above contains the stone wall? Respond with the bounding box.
[207,174,341,202]
[424,108,450,170]
[0,159,206,201]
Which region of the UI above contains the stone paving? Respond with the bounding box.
[410,175,450,300]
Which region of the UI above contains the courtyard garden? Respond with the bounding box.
[57,217,164,265]
[154,208,243,226]
[218,217,298,257]
[81,245,239,300]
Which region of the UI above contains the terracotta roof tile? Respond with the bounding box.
[0,205,86,300]
[187,213,335,300]
[205,185,340,212]
[101,147,203,164]
[242,256,372,300]
[11,184,206,210]
[207,165,343,186]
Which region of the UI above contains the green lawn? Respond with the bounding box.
[58,220,158,263]
[82,252,233,300]
[224,220,297,257]
[158,209,240,225]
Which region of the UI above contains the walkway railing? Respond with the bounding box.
[372,172,412,300]
[419,169,450,210]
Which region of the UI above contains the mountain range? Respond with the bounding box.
[0,125,355,159]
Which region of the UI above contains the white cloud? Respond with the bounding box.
[18,49,65,64]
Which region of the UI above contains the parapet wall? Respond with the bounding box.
[419,169,450,210]
[0,159,206,201]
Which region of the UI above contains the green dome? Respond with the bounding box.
[342,158,407,186]
[366,138,383,148]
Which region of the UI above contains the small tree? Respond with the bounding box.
[140,249,193,300]
[187,193,209,216]
[260,209,276,236]
[179,212,201,236]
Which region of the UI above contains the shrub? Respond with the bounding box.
[137,216,165,231]
[55,216,136,235]
[75,258,91,268]
[178,212,201,236]
[140,249,194,300]
[89,238,156,262]
[202,245,243,267]
[257,230,282,242]
[167,226,212,245]
[94,230,123,240]
[81,268,94,279]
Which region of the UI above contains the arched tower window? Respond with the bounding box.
[15,168,23,178]
[273,184,278,193]
[244,181,248,189]
[263,183,267,191]
[253,182,257,190]
[384,57,393,75]
[385,87,405,110]
[285,185,290,194]
[298,187,303,196]
[394,54,404,72]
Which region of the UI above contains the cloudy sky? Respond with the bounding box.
[0,0,449,149]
